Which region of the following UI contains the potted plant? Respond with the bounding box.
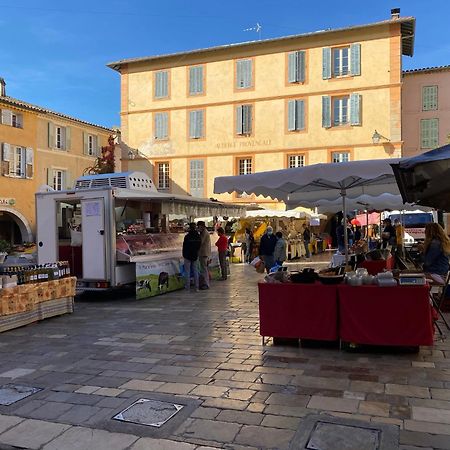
[0,240,11,264]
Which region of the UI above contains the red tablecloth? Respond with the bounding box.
[359,256,395,275]
[338,284,434,346]
[258,282,338,341]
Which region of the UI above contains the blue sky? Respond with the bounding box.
[1,0,449,128]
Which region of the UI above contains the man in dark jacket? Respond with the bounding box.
[182,223,201,291]
[259,226,277,273]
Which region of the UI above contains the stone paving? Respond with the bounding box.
[0,259,449,449]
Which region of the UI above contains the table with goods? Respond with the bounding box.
[0,261,76,333]
[258,265,434,349]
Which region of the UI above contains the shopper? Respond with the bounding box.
[197,221,211,290]
[273,231,287,266]
[215,227,229,280]
[302,223,311,259]
[393,218,404,257]
[420,223,450,284]
[244,228,254,263]
[381,218,396,249]
[182,223,201,291]
[259,226,277,273]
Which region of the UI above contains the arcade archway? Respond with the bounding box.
[0,207,33,244]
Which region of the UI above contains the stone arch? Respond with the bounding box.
[0,207,33,243]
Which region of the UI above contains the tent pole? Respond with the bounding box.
[342,190,348,266]
[366,209,369,239]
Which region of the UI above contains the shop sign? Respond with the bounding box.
[216,139,271,150]
[0,198,16,207]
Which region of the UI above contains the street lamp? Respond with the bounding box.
[372,130,390,144]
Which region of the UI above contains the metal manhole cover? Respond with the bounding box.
[0,384,42,405]
[307,422,380,450]
[113,398,184,427]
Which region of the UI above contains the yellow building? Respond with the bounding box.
[0,78,113,243]
[108,12,414,208]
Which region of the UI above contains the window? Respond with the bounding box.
[154,112,169,140]
[331,152,350,163]
[52,169,66,191]
[322,94,361,128]
[236,105,252,136]
[422,86,438,111]
[154,70,169,99]
[48,122,70,150]
[189,110,204,139]
[287,99,305,131]
[83,133,99,156]
[55,126,66,150]
[238,158,252,175]
[287,51,306,83]
[1,109,23,128]
[288,154,305,168]
[323,43,361,79]
[236,59,253,89]
[421,118,439,149]
[189,66,204,95]
[333,97,349,126]
[189,159,204,197]
[1,143,32,178]
[157,162,170,190]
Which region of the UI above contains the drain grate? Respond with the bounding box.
[0,384,42,406]
[113,398,184,427]
[307,421,380,450]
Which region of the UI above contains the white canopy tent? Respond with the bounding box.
[245,209,326,220]
[214,158,401,264]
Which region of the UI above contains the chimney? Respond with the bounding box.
[0,78,5,97]
[391,8,400,19]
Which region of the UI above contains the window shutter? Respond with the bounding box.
[47,168,53,187]
[322,96,331,128]
[189,111,197,138]
[16,114,23,128]
[322,48,332,79]
[83,132,89,155]
[96,135,101,156]
[65,171,72,190]
[189,66,203,95]
[65,126,71,150]
[350,93,361,125]
[237,59,252,88]
[155,71,168,98]
[297,51,306,83]
[288,53,297,83]
[236,105,243,135]
[350,43,361,76]
[1,109,12,126]
[48,122,54,148]
[431,118,439,147]
[2,142,11,162]
[25,147,33,179]
[162,112,168,138]
[155,112,168,139]
[421,120,430,148]
[288,100,296,131]
[197,110,204,138]
[297,100,305,130]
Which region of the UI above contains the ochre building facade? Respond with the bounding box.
[109,14,414,207]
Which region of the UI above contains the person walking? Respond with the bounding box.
[381,218,396,249]
[215,227,229,280]
[244,227,254,263]
[302,223,311,259]
[259,226,277,273]
[197,221,211,290]
[393,218,404,257]
[182,223,201,291]
[273,231,287,266]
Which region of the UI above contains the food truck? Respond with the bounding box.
[35,171,243,297]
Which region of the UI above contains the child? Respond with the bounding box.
[215,227,228,280]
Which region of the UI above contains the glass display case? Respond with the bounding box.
[116,233,184,262]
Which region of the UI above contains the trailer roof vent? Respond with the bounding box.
[74,171,157,192]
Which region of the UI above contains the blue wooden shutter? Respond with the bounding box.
[322,96,331,128]
[297,100,305,130]
[237,59,252,88]
[350,93,361,125]
[155,71,168,98]
[242,105,252,134]
[350,43,361,76]
[197,110,204,138]
[161,112,168,138]
[236,106,243,134]
[287,100,296,131]
[322,48,331,79]
[155,113,168,139]
[189,111,196,138]
[297,51,305,83]
[190,159,204,197]
[189,66,203,95]
[288,52,297,83]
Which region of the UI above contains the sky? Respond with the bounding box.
[1,0,449,128]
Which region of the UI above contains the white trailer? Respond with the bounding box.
[36,171,242,293]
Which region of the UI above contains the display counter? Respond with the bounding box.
[258,282,338,342]
[0,277,76,333]
[258,281,434,348]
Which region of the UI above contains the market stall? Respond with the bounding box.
[36,172,244,298]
